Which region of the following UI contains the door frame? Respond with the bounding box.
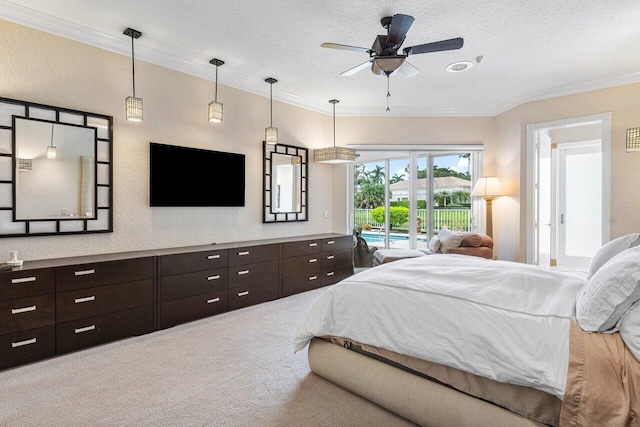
[525,113,611,265]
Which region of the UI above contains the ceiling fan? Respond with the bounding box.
[322,14,464,77]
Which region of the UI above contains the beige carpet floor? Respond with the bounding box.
[0,286,415,426]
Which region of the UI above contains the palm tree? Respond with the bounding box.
[390,173,404,184]
[451,190,471,206]
[367,165,385,185]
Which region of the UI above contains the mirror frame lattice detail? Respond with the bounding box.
[262,141,308,223]
[0,96,113,238]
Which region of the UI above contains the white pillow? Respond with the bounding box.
[576,245,640,332]
[437,228,463,253]
[588,233,640,279]
[620,302,640,362]
[428,236,441,252]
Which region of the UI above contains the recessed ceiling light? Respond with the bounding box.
[446,61,474,73]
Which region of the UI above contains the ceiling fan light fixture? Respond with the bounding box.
[314,99,356,163]
[446,61,473,73]
[373,56,406,74]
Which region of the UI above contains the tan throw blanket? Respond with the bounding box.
[560,321,640,426]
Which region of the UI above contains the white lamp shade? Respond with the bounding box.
[265,126,278,145]
[471,177,504,198]
[126,96,143,122]
[208,101,223,123]
[47,146,57,159]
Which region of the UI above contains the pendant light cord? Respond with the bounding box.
[333,102,336,148]
[131,35,136,98]
[270,82,273,127]
[214,65,218,102]
[50,123,54,147]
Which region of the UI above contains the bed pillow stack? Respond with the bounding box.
[587,233,640,278]
[576,244,640,332]
[437,228,464,253]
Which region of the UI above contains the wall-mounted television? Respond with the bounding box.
[150,142,245,207]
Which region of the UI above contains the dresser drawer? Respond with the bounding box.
[228,244,279,266]
[228,260,278,288]
[160,268,228,302]
[56,305,154,354]
[321,248,353,270]
[56,257,154,292]
[0,294,55,335]
[56,279,153,323]
[0,325,55,370]
[160,290,228,329]
[282,253,323,277]
[0,268,55,302]
[322,236,353,252]
[282,271,324,297]
[160,249,228,276]
[323,263,354,286]
[282,239,322,258]
[228,280,278,311]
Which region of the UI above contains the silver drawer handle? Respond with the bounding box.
[237,270,249,275]
[308,243,318,247]
[309,276,318,281]
[11,277,36,284]
[326,255,335,260]
[207,297,220,304]
[207,254,220,260]
[207,275,220,281]
[238,251,250,256]
[237,291,249,297]
[12,305,36,315]
[74,269,95,276]
[12,338,37,348]
[327,272,335,276]
[327,240,335,244]
[308,258,318,263]
[75,296,96,304]
[75,325,96,334]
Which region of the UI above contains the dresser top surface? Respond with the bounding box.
[149,233,351,256]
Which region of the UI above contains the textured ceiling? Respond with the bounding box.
[1,0,640,116]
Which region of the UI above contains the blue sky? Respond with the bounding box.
[361,154,469,180]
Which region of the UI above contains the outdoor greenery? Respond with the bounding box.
[369,206,410,229]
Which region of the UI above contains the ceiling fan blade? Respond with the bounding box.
[387,14,415,48]
[340,60,373,76]
[404,37,464,55]
[394,60,420,78]
[321,42,371,53]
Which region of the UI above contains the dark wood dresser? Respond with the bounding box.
[0,251,155,370]
[0,233,353,369]
[152,233,353,329]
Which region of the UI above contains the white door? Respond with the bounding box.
[556,143,602,267]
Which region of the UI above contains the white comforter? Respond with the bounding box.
[294,254,586,399]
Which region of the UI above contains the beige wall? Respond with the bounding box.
[494,83,640,262]
[1,20,638,263]
[0,20,340,260]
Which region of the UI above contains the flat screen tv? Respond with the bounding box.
[150,142,245,207]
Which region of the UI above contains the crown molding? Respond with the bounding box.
[2,1,639,118]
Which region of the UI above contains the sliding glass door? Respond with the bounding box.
[351,148,481,255]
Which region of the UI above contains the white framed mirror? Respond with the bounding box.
[0,97,113,238]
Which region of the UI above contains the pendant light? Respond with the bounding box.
[124,28,143,122]
[313,99,356,163]
[208,58,224,123]
[265,78,278,145]
[47,123,56,159]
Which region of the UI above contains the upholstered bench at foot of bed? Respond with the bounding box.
[372,249,429,266]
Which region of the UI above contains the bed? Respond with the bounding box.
[294,244,640,427]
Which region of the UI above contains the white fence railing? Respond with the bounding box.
[354,208,472,232]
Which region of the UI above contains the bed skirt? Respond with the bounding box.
[308,338,547,427]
